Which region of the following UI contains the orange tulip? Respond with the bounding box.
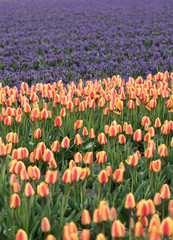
[10,193,20,208]
[160,184,171,199]
[97,133,107,145]
[83,152,93,165]
[62,169,72,184]
[150,160,161,172]
[160,217,173,237]
[15,229,28,240]
[98,170,108,184]
[96,151,107,164]
[111,220,125,238]
[124,193,136,209]
[80,229,90,240]
[37,182,49,197]
[81,210,91,225]
[134,222,144,238]
[113,169,124,183]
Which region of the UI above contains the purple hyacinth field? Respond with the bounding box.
[1,0,173,240]
[0,0,173,87]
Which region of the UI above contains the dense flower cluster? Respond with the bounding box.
[0,0,173,87]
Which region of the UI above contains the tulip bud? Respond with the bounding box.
[154,118,161,128]
[153,193,161,206]
[80,229,90,240]
[111,220,125,238]
[34,128,41,139]
[81,210,91,225]
[61,137,70,149]
[62,169,72,184]
[46,235,56,240]
[97,133,107,145]
[83,152,93,165]
[98,170,108,184]
[74,120,83,131]
[106,166,112,177]
[113,169,124,183]
[124,193,136,209]
[89,128,95,139]
[74,134,83,145]
[133,129,142,142]
[96,234,106,240]
[109,207,117,221]
[42,217,51,232]
[74,152,82,164]
[150,160,161,172]
[51,140,60,152]
[37,182,49,197]
[134,221,144,238]
[96,151,107,164]
[160,217,173,237]
[10,193,20,208]
[160,184,171,199]
[12,180,20,193]
[149,226,161,240]
[24,183,35,197]
[15,229,28,240]
[54,116,62,127]
[158,144,167,157]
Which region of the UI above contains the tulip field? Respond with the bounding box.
[1,0,173,239]
[0,72,173,240]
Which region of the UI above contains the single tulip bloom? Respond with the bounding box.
[108,126,117,137]
[89,128,95,139]
[12,180,20,193]
[42,217,51,232]
[79,168,90,180]
[149,226,161,240]
[118,134,126,144]
[81,210,91,225]
[153,193,161,206]
[96,233,106,240]
[97,133,107,145]
[74,134,83,145]
[10,193,20,208]
[109,207,117,221]
[96,151,107,164]
[150,160,161,172]
[98,170,108,184]
[134,221,144,238]
[145,147,153,159]
[133,129,142,142]
[74,152,82,164]
[106,166,112,177]
[24,183,35,197]
[111,220,125,238]
[158,144,167,157]
[37,182,49,197]
[15,229,28,240]
[46,235,56,240]
[147,199,156,215]
[141,116,151,127]
[82,127,88,136]
[62,169,72,184]
[61,137,70,149]
[154,118,161,128]
[51,140,60,152]
[54,116,62,127]
[124,193,136,209]
[136,200,149,217]
[74,120,83,131]
[45,170,58,184]
[113,169,124,183]
[80,229,90,240]
[93,208,101,223]
[83,152,93,165]
[160,184,171,199]
[141,216,148,228]
[34,128,41,139]
[43,149,54,162]
[160,217,173,237]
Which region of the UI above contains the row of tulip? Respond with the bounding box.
[0,71,173,239]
